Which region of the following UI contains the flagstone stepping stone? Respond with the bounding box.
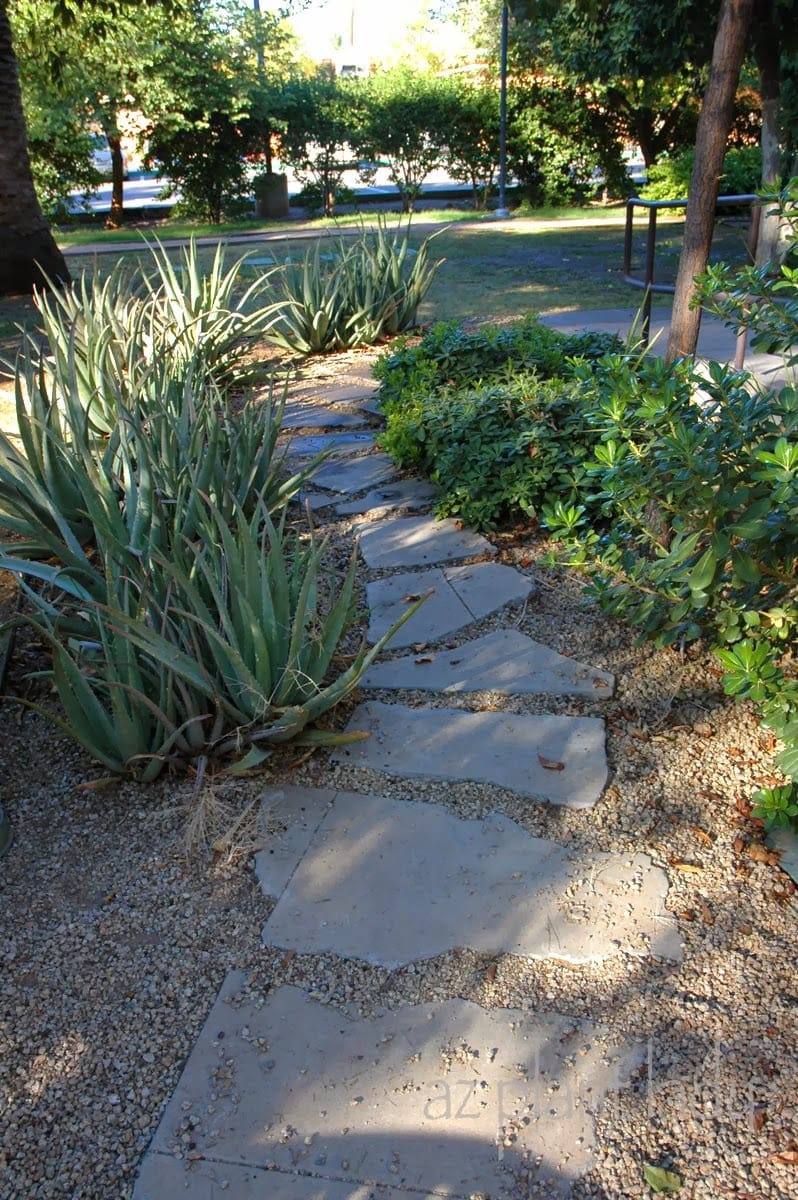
[358,515,496,569]
[366,563,534,648]
[286,431,376,457]
[310,454,397,494]
[260,791,681,964]
[336,478,438,516]
[333,702,607,809]
[255,786,336,897]
[135,1157,369,1199]
[133,972,644,1200]
[767,827,798,886]
[281,401,368,429]
[362,628,614,697]
[294,490,338,511]
[290,381,379,406]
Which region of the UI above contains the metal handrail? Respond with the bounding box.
[623,193,760,351]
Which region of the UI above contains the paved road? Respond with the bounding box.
[70,167,474,214]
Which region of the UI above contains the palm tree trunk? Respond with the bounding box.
[0,0,70,294]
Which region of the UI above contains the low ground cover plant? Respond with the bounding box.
[375,318,622,530]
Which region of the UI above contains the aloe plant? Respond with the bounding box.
[266,219,444,353]
[18,494,426,780]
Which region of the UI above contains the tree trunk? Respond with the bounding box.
[0,0,70,294]
[106,133,125,230]
[754,0,782,267]
[666,0,755,362]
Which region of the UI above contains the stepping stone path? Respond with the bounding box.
[332,703,608,808]
[260,791,681,965]
[134,358,680,1199]
[362,628,614,696]
[366,563,533,647]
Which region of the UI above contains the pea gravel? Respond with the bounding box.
[1,347,797,1199]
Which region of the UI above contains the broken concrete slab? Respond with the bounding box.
[336,479,438,517]
[135,973,643,1200]
[293,380,379,406]
[281,401,368,430]
[310,454,397,494]
[255,786,337,898]
[362,629,614,697]
[134,1155,383,1200]
[294,490,338,511]
[333,702,607,808]
[366,563,534,648]
[262,791,681,965]
[767,827,798,887]
[358,515,496,569]
[286,432,376,458]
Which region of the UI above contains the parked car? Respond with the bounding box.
[91,133,129,179]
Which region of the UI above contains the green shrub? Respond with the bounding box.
[375,318,623,530]
[265,220,444,354]
[380,376,597,531]
[375,318,622,404]
[543,351,798,832]
[641,146,764,203]
[695,178,798,369]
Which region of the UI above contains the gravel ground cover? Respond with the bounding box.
[1,349,797,1199]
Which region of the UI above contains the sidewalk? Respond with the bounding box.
[540,305,788,388]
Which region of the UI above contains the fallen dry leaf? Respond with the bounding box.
[403,593,421,603]
[670,860,704,873]
[485,962,497,984]
[770,1149,798,1165]
[752,1104,768,1132]
[695,894,715,925]
[747,843,770,863]
[693,721,714,738]
[414,655,433,665]
[538,754,565,771]
[689,826,714,847]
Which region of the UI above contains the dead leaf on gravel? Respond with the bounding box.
[670,860,704,873]
[485,962,497,984]
[689,826,714,847]
[538,754,565,771]
[747,843,770,863]
[769,1149,798,1165]
[751,1104,768,1132]
[693,721,714,738]
[695,894,714,925]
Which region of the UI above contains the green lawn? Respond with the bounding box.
[0,209,753,364]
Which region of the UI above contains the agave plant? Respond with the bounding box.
[17,493,426,780]
[139,237,282,391]
[0,339,322,581]
[266,219,444,354]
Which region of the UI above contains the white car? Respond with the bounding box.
[91,133,129,179]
